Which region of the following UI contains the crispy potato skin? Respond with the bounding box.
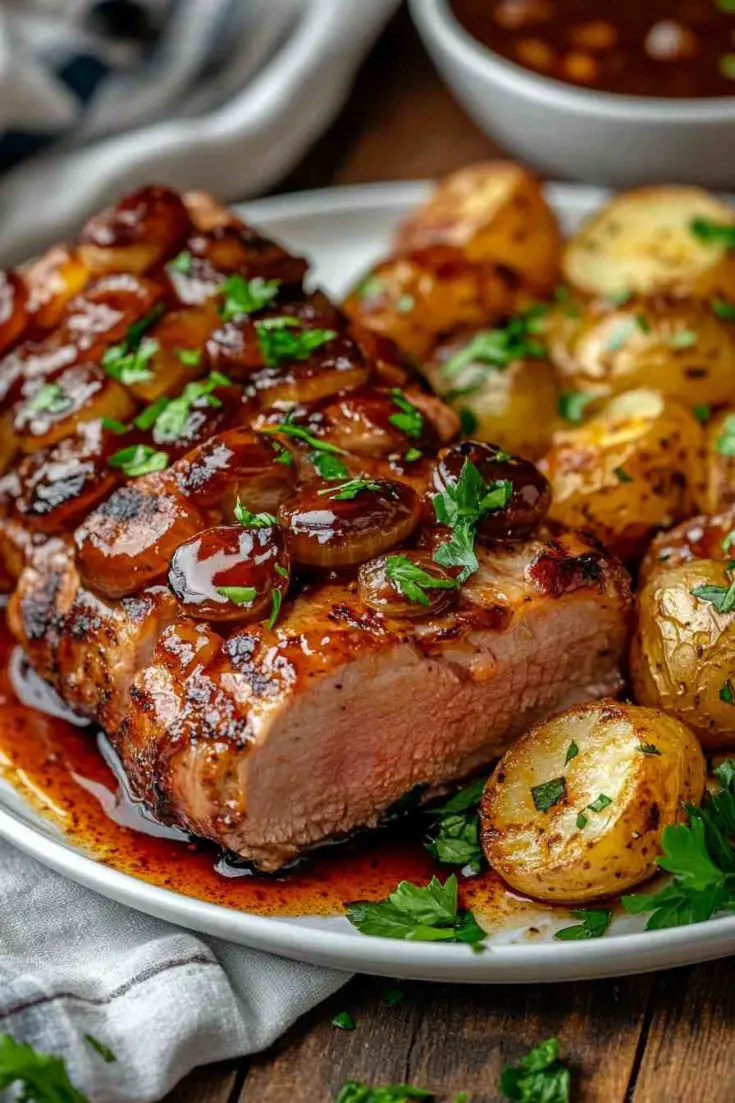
[422,333,558,459]
[562,186,735,300]
[631,560,735,749]
[539,388,704,560]
[481,699,706,904]
[640,508,735,587]
[548,296,735,406]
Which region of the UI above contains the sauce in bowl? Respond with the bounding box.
[450,0,735,98]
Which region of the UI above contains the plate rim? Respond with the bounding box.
[4,177,735,983]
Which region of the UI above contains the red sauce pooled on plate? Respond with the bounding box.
[0,613,535,926]
[451,0,735,98]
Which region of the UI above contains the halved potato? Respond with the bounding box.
[563,186,735,300]
[422,327,558,458]
[396,162,562,295]
[631,559,735,749]
[481,699,705,904]
[539,388,704,559]
[547,295,735,406]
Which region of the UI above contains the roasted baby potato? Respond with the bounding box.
[563,186,735,300]
[422,323,558,458]
[631,559,735,749]
[540,388,704,559]
[481,699,706,904]
[697,407,735,515]
[547,295,735,407]
[640,507,735,587]
[396,162,562,295]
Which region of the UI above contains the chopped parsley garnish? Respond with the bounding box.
[555,908,611,942]
[716,413,735,455]
[0,1033,90,1102]
[317,477,382,501]
[531,777,566,813]
[669,329,696,349]
[432,459,513,582]
[26,382,74,416]
[587,793,612,813]
[148,371,231,442]
[613,466,633,484]
[262,411,345,456]
[311,451,350,479]
[692,403,711,424]
[404,447,423,463]
[133,397,169,431]
[176,347,202,367]
[564,741,579,765]
[605,318,637,352]
[255,316,336,367]
[101,417,127,433]
[335,1083,433,1102]
[690,218,735,249]
[108,444,169,478]
[425,776,486,874]
[623,759,735,929]
[442,306,547,378]
[558,391,594,424]
[102,304,164,384]
[267,588,283,630]
[721,680,735,705]
[692,563,735,613]
[639,743,662,755]
[576,811,588,829]
[84,1035,116,1063]
[713,297,735,320]
[389,389,423,439]
[385,554,458,608]
[354,273,386,301]
[346,873,485,945]
[498,1038,571,1103]
[233,500,277,528]
[219,275,281,322]
[331,1012,356,1032]
[216,585,258,606]
[458,407,478,436]
[383,983,404,1006]
[636,312,651,333]
[724,531,735,554]
[606,289,632,307]
[168,249,193,274]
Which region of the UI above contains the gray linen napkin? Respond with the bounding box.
[0,841,350,1102]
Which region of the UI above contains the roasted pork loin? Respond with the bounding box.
[0,185,633,869]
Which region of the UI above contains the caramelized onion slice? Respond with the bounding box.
[358,550,458,619]
[172,427,296,513]
[75,477,207,599]
[279,478,421,569]
[432,440,550,542]
[23,246,91,333]
[168,523,290,623]
[79,185,191,274]
[14,363,135,454]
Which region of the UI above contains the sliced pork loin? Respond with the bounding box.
[10,528,632,870]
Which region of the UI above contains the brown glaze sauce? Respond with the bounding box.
[451,0,735,98]
[0,613,549,931]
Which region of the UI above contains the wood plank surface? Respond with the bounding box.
[167,9,734,1102]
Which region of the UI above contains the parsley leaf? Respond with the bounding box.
[690,218,735,249]
[531,777,566,813]
[108,444,169,478]
[101,417,127,433]
[442,306,547,378]
[498,1038,571,1103]
[26,382,74,416]
[346,874,485,945]
[262,411,345,456]
[169,250,193,274]
[219,275,281,322]
[102,304,164,384]
[404,447,423,463]
[564,741,579,765]
[255,316,336,367]
[84,1035,116,1063]
[425,777,486,874]
[385,555,458,608]
[613,466,633,484]
[555,908,611,941]
[638,742,662,755]
[389,390,424,439]
[268,588,283,630]
[0,1033,90,1101]
[558,391,595,424]
[432,459,512,582]
[692,563,735,612]
[713,297,735,320]
[176,347,202,367]
[717,413,735,456]
[721,680,735,705]
[216,585,258,606]
[692,403,711,424]
[605,318,637,352]
[318,477,383,501]
[458,407,478,436]
[311,450,350,478]
[331,1012,356,1032]
[433,521,479,583]
[334,1083,433,1102]
[587,793,612,813]
[670,329,696,349]
[150,371,231,442]
[233,500,277,528]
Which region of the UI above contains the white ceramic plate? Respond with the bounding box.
[3,181,735,984]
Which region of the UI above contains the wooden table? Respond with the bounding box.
[169,10,734,1101]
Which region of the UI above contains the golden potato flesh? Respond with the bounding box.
[540,388,704,559]
[563,186,735,300]
[547,295,735,407]
[423,329,558,459]
[631,559,735,749]
[481,699,706,904]
[698,407,735,515]
[396,162,562,296]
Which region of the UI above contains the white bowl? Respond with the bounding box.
[410,0,735,188]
